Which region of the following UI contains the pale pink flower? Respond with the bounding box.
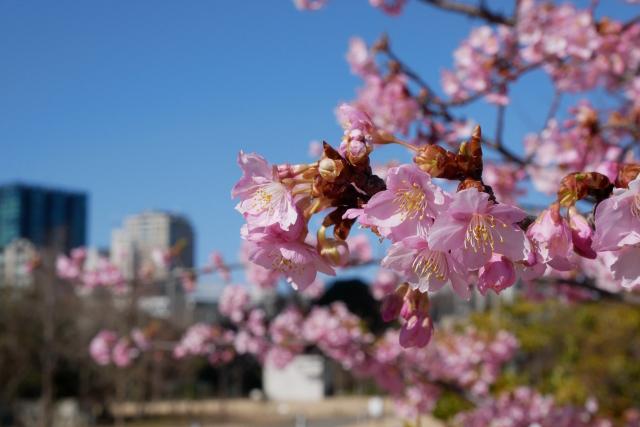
[346,37,377,77]
[382,236,470,299]
[592,176,640,251]
[245,222,335,290]
[232,151,298,231]
[293,0,326,10]
[112,338,138,367]
[354,74,419,135]
[219,285,250,323]
[89,330,117,366]
[428,188,528,270]
[364,164,449,241]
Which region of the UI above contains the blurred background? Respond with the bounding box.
[1,1,639,427]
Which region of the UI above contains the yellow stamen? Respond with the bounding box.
[412,250,447,281]
[394,181,428,221]
[464,214,508,253]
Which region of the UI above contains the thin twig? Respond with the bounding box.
[418,0,514,26]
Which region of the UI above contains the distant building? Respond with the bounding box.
[0,183,87,252]
[111,211,195,324]
[110,211,194,280]
[0,238,36,288]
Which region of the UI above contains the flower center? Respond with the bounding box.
[395,182,427,221]
[631,193,640,219]
[464,214,507,253]
[412,250,447,281]
[271,253,301,274]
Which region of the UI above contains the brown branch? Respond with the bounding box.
[418,0,514,26]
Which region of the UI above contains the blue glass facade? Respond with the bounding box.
[0,183,87,251]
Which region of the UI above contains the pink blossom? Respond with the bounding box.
[219,285,250,323]
[592,176,640,251]
[353,74,419,135]
[346,37,377,77]
[363,164,449,241]
[372,269,400,300]
[483,163,525,205]
[293,0,326,10]
[368,0,406,15]
[568,207,596,259]
[112,338,138,368]
[89,330,117,366]
[346,234,373,265]
[245,222,335,290]
[428,188,528,270]
[478,254,516,295]
[232,151,298,231]
[527,204,575,271]
[382,236,470,298]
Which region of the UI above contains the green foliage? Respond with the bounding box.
[471,298,640,418]
[432,390,474,420]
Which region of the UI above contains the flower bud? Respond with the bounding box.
[616,163,640,188]
[318,157,344,182]
[413,145,448,177]
[478,254,516,295]
[319,238,350,267]
[380,283,409,322]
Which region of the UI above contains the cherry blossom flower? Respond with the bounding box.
[219,285,250,323]
[89,330,117,366]
[232,151,298,231]
[428,188,528,270]
[592,176,640,251]
[382,236,470,298]
[364,164,450,241]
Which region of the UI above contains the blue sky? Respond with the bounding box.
[1,0,634,275]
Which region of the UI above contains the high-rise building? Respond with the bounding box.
[0,183,87,252]
[110,211,194,280]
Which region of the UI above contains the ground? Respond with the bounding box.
[112,397,444,427]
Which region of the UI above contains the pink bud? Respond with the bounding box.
[399,314,433,348]
[478,254,516,295]
[568,207,596,259]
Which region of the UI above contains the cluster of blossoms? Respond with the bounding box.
[453,387,613,427]
[166,299,519,420]
[57,248,126,292]
[89,328,150,367]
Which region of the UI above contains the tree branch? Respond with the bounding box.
[418,0,514,26]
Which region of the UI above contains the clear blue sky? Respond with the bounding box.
[0,0,634,270]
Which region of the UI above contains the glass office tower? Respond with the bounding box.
[0,183,87,252]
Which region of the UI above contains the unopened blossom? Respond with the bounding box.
[477,254,516,295]
[527,204,574,271]
[210,251,231,282]
[568,207,596,259]
[336,103,377,164]
[219,285,250,323]
[89,330,117,366]
[397,289,433,348]
[428,188,528,270]
[232,151,298,231]
[364,164,450,241]
[382,236,470,299]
